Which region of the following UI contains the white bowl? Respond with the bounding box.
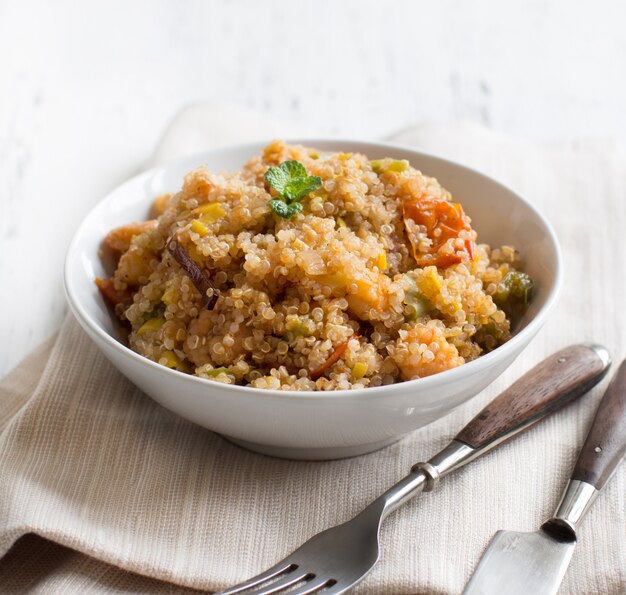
[64,140,562,460]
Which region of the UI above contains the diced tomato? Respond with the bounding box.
[403,194,476,267]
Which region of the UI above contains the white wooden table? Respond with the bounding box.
[1,0,626,377]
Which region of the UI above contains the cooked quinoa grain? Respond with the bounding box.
[97,142,533,390]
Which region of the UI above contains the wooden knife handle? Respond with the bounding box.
[571,359,626,490]
[455,345,611,450]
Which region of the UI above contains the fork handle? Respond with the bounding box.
[455,344,610,451]
[409,345,611,488]
[381,345,610,515]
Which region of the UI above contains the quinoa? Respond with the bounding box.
[97,142,532,390]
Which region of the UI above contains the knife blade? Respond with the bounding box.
[463,353,626,595]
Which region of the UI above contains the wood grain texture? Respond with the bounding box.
[455,345,610,450]
[572,359,626,490]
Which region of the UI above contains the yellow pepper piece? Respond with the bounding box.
[422,266,443,293]
[161,287,178,305]
[371,159,409,174]
[387,159,409,172]
[376,251,387,270]
[159,350,182,369]
[354,278,379,303]
[352,362,368,379]
[194,202,226,223]
[191,219,209,236]
[137,317,166,335]
[317,273,348,290]
[336,216,347,229]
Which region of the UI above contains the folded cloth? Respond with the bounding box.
[1,109,624,594]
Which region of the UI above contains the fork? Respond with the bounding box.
[218,344,611,595]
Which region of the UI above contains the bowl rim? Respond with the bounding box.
[64,138,563,402]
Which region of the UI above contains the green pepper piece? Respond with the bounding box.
[205,367,230,377]
[403,288,432,320]
[493,271,534,307]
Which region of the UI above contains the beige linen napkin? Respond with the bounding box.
[1,109,625,594]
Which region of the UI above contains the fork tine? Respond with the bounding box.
[289,577,338,595]
[244,569,314,594]
[218,561,298,594]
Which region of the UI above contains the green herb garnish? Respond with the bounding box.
[265,160,322,218]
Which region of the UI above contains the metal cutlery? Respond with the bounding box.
[218,344,611,595]
[463,354,625,595]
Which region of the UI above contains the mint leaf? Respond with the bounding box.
[264,166,290,196]
[270,200,302,218]
[265,159,322,218]
[281,160,307,180]
[283,175,322,202]
[270,200,303,218]
[269,199,291,218]
[264,161,307,197]
[286,202,303,217]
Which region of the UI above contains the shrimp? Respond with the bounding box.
[104,220,157,255]
[345,269,393,321]
[115,244,155,286]
[391,322,464,380]
[184,310,251,368]
[95,277,133,307]
[316,268,394,322]
[152,193,172,216]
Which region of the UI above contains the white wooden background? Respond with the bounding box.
[2,0,626,377]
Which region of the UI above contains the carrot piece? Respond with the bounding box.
[310,337,358,381]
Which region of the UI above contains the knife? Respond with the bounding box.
[463,353,626,595]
